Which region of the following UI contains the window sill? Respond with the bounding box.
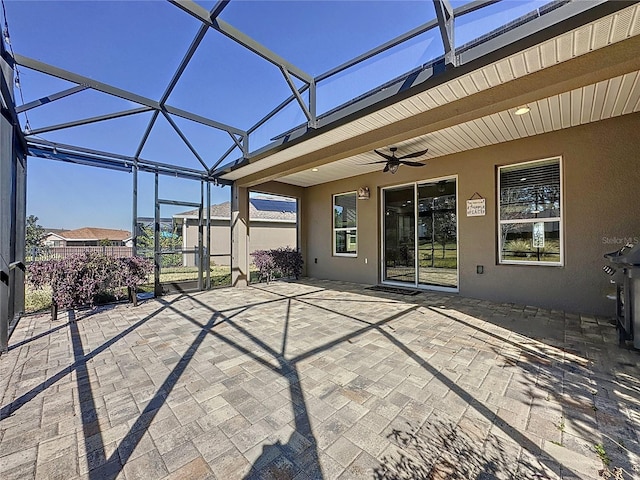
[499,260,563,267]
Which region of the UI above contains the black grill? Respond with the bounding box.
[604,243,640,348]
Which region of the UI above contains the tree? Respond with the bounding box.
[135,222,183,267]
[136,223,181,251]
[25,215,46,253]
[435,210,456,259]
[136,224,154,250]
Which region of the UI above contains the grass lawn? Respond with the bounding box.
[418,243,458,269]
[156,265,233,282]
[144,265,260,284]
[25,285,53,313]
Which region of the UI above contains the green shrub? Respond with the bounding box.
[24,285,53,313]
[504,239,532,257]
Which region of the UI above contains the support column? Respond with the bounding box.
[132,162,138,257]
[153,172,161,297]
[1,45,26,352]
[434,0,456,68]
[231,183,249,287]
[206,181,211,290]
[10,153,26,322]
[198,180,204,291]
[297,193,307,277]
[0,105,12,352]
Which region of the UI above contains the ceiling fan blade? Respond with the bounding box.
[374,149,394,161]
[382,163,390,173]
[397,148,429,160]
[363,160,389,165]
[400,160,427,167]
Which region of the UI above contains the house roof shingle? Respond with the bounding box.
[44,228,70,237]
[175,198,296,223]
[48,227,131,241]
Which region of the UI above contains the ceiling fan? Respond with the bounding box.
[366,147,428,174]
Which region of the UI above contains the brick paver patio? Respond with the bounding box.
[1,279,639,479]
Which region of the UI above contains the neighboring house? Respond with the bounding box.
[44,228,70,239]
[174,198,297,266]
[44,227,133,247]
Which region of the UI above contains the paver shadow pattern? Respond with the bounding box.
[1,279,638,479]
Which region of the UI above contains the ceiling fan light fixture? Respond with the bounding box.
[514,105,531,115]
[369,147,428,173]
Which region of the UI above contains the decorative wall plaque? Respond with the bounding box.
[466,192,485,216]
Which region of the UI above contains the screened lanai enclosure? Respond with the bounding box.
[2,0,640,351]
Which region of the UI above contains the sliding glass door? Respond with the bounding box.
[382,178,458,290]
[383,186,416,284]
[417,179,457,288]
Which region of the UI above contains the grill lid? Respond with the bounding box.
[604,243,640,265]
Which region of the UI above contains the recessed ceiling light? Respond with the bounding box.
[311,168,319,172]
[514,105,531,115]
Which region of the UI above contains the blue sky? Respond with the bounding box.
[2,0,546,230]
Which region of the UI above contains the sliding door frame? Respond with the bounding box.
[380,175,459,293]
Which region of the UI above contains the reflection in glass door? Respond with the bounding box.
[417,179,457,288]
[383,186,415,284]
[382,178,457,290]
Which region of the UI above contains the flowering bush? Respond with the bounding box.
[251,250,276,283]
[26,253,153,311]
[27,260,56,290]
[251,247,303,283]
[119,256,155,290]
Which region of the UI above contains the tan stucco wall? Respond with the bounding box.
[304,113,640,315]
[249,222,297,253]
[182,219,297,266]
[183,222,233,267]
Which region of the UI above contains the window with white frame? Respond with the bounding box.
[498,157,562,265]
[333,192,357,256]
